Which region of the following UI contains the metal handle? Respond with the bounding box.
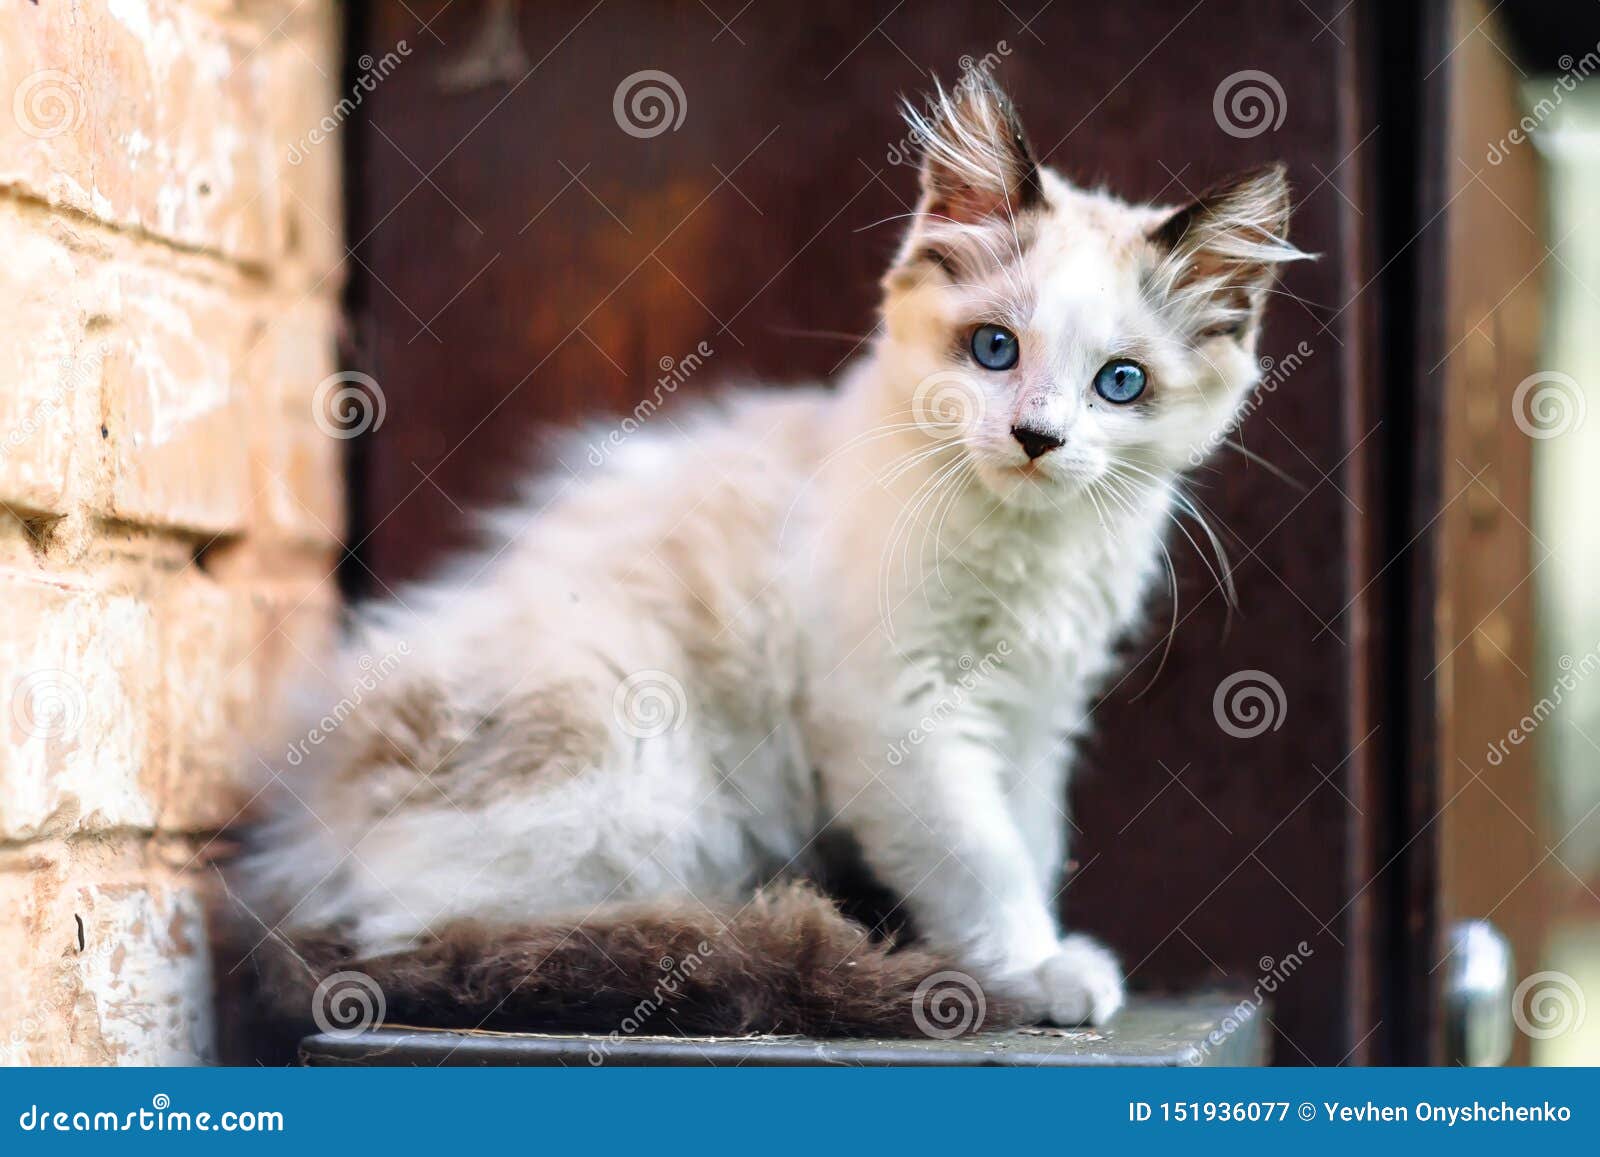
[1444,920,1513,1066]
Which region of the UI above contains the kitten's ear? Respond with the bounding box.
[1149,165,1310,340]
[907,76,1043,226]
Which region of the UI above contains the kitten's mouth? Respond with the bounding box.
[974,453,1105,506]
[974,457,1062,500]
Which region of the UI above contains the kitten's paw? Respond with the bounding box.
[1031,934,1124,1026]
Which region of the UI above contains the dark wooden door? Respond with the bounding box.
[341,0,1449,1064]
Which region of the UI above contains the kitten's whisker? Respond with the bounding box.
[777,418,940,549]
[877,437,978,486]
[1129,533,1181,699]
[1101,461,1232,611]
[1167,486,1237,611]
[1220,438,1306,491]
[900,453,971,594]
[923,218,1031,309]
[854,211,929,233]
[929,461,977,594]
[1080,478,1113,537]
[879,444,958,486]
[914,456,974,597]
[1092,466,1182,693]
[1093,473,1147,542]
[815,421,950,471]
[877,451,966,631]
[769,326,881,344]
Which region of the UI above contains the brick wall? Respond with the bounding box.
[0,0,343,1065]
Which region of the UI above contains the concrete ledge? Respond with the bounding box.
[298,994,1267,1067]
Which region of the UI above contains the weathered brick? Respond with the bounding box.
[0,213,95,518]
[247,299,345,545]
[150,570,258,833]
[0,0,342,1067]
[268,3,346,288]
[0,0,286,265]
[0,849,213,1065]
[148,566,339,833]
[103,266,253,537]
[0,574,156,844]
[251,578,342,730]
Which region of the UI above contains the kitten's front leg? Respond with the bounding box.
[831,730,1124,1025]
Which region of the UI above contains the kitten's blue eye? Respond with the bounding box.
[970,324,1019,371]
[1093,359,1147,404]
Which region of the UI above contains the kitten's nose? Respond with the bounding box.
[1011,425,1064,460]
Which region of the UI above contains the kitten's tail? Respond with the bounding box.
[237,883,1021,1054]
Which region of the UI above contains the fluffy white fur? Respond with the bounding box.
[245,78,1306,1027]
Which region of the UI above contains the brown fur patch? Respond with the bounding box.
[237,884,1024,1053]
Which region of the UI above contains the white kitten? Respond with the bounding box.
[238,77,1306,1039]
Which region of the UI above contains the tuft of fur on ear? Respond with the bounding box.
[1148,165,1310,342]
[904,74,1042,226]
